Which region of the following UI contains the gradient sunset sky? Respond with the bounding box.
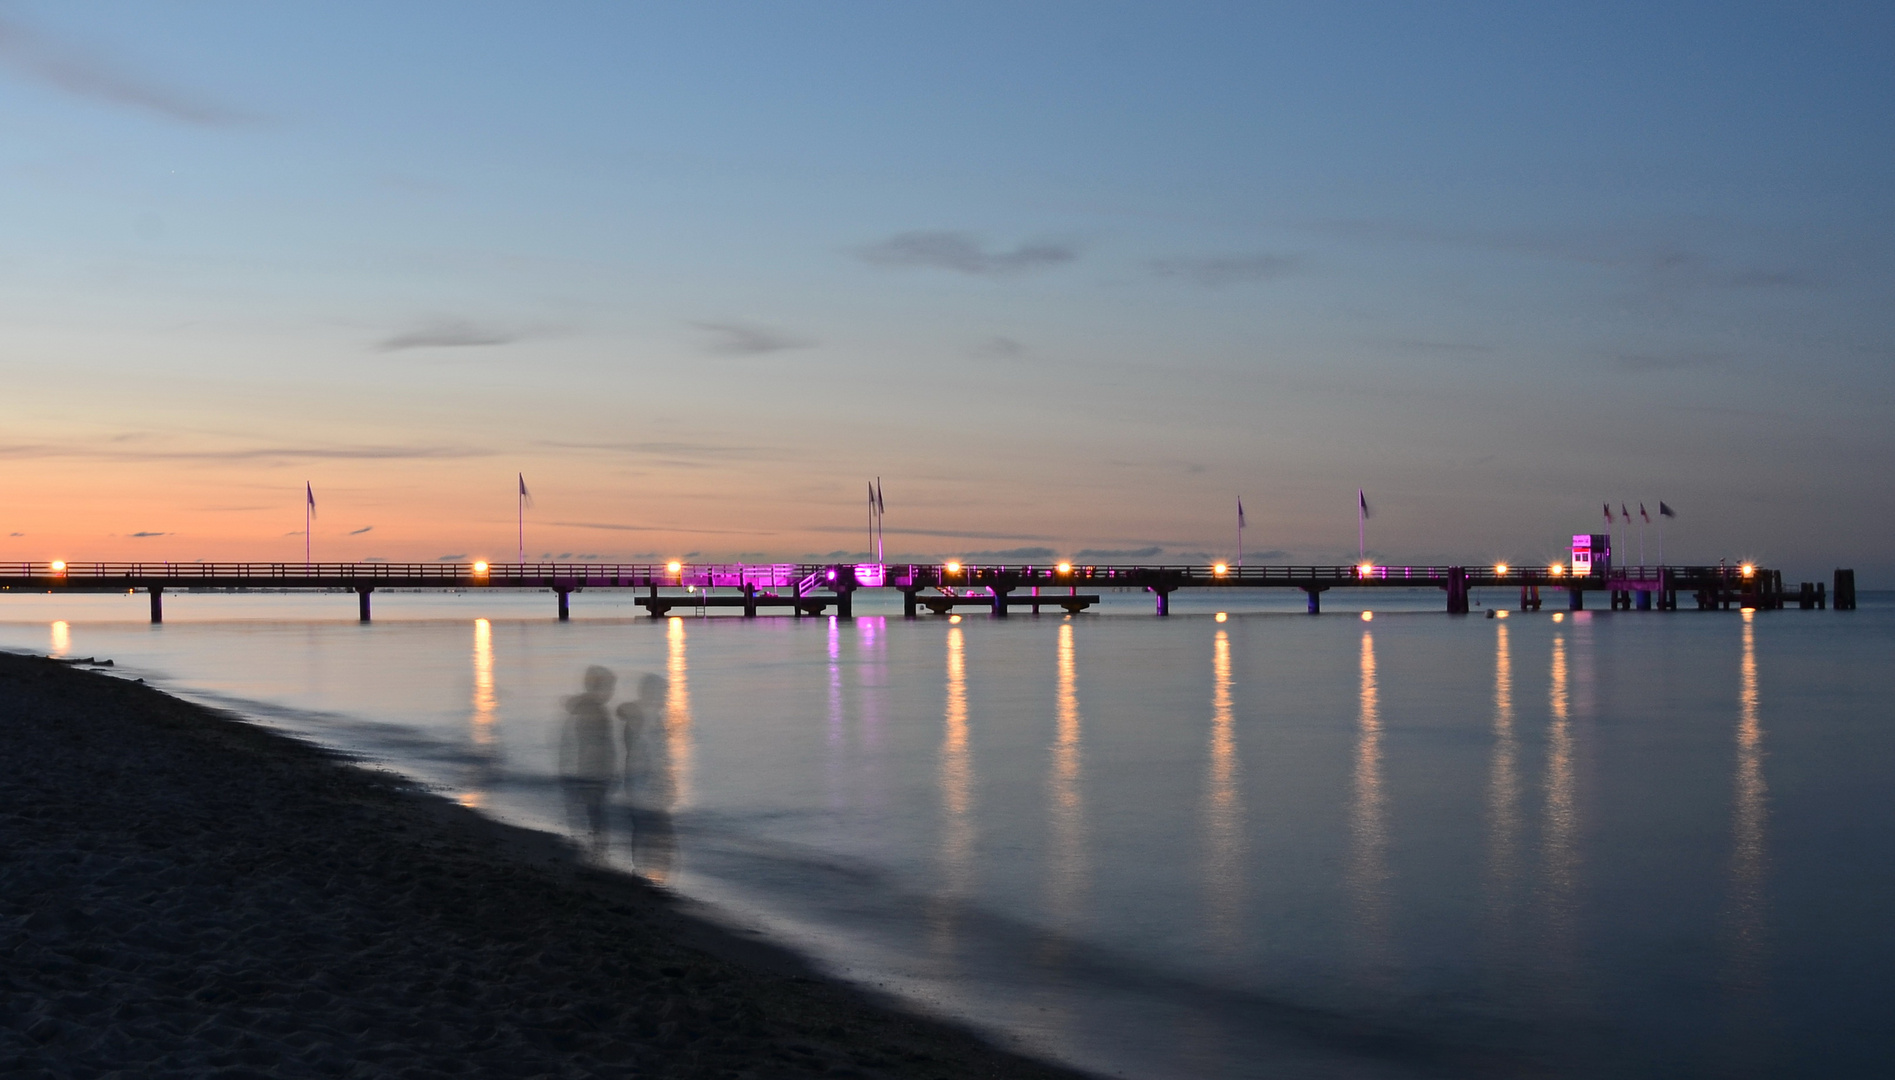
[2,2,1890,577]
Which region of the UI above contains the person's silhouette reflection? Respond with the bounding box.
[558,665,617,859]
[617,674,677,881]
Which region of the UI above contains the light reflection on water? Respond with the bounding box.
[4,591,1892,1078]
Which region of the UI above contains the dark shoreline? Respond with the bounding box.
[0,652,1090,1079]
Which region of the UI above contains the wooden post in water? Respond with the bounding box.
[356,586,373,623]
[1835,568,1856,611]
[555,588,571,621]
[742,583,757,618]
[148,586,163,624]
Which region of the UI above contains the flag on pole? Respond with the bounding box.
[1659,502,1676,518]
[1621,503,1631,523]
[1603,502,1612,526]
[1359,491,1370,519]
[306,482,317,518]
[1640,503,1650,523]
[1237,499,1246,529]
[875,479,885,514]
[518,473,533,508]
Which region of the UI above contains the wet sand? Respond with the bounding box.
[0,653,1088,1079]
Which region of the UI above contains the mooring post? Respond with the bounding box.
[1834,568,1856,610]
[148,585,163,625]
[556,588,571,621]
[356,586,373,623]
[1303,586,1324,614]
[1446,567,1468,614]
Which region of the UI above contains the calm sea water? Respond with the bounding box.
[3,587,1891,1078]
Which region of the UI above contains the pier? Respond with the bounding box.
[0,560,1854,622]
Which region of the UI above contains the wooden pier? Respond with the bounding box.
[0,560,1855,622]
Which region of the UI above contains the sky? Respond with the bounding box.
[0,1,1890,579]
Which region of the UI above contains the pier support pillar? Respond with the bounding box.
[356,586,373,623]
[1835,568,1856,610]
[1446,567,1468,614]
[902,590,918,618]
[148,586,163,625]
[1569,587,1584,611]
[1151,586,1175,616]
[742,583,757,618]
[1636,589,1652,611]
[835,587,854,619]
[1520,584,1541,611]
[991,587,1011,617]
[1302,586,1325,614]
[555,588,571,621]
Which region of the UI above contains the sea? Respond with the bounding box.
[3,584,1890,1078]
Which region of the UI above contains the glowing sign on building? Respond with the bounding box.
[1571,534,1611,577]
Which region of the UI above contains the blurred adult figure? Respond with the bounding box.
[558,665,617,859]
[618,673,677,881]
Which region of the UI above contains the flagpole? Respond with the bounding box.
[517,475,524,565]
[1357,490,1365,563]
[304,482,312,566]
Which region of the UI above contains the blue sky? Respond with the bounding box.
[0,2,1890,577]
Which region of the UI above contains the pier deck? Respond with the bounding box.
[0,561,1846,622]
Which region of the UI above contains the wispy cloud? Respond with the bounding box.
[855,231,1079,277]
[956,546,1057,560]
[692,321,814,356]
[376,320,519,352]
[1074,546,1163,559]
[128,531,168,538]
[1149,253,1300,287]
[551,521,760,536]
[974,336,1025,358]
[435,554,467,561]
[0,442,485,463]
[536,439,766,460]
[0,17,254,126]
[807,524,1057,542]
[348,526,373,535]
[1614,351,1731,373]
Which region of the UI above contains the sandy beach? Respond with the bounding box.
[0,652,1087,1080]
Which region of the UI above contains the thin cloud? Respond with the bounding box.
[0,17,254,126]
[855,231,1079,277]
[975,336,1025,358]
[376,320,519,352]
[692,321,814,356]
[128,531,168,538]
[806,524,1057,542]
[435,554,468,562]
[1614,351,1730,373]
[1074,546,1164,559]
[955,547,1057,560]
[536,439,766,460]
[1149,254,1300,287]
[7,532,21,537]
[348,526,373,535]
[0,442,485,463]
[551,521,760,536]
